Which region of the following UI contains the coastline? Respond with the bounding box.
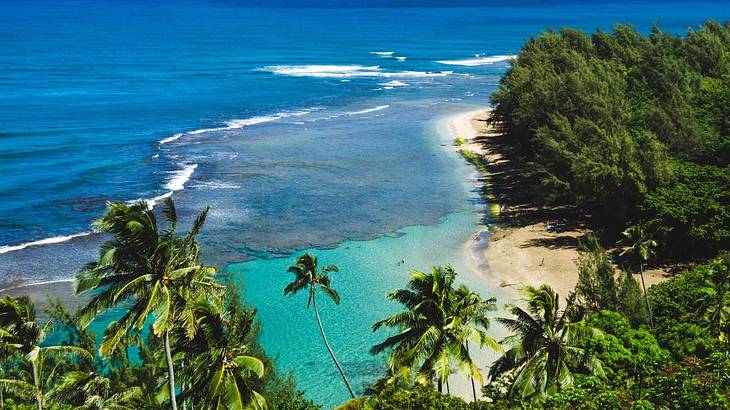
[448,108,671,302]
[447,109,584,300]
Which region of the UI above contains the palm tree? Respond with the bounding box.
[75,198,223,410]
[0,296,92,410]
[45,370,142,410]
[489,285,605,400]
[620,224,657,327]
[284,253,354,398]
[451,286,501,401]
[371,265,500,395]
[177,299,267,409]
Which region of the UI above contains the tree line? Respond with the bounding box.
[490,20,729,258]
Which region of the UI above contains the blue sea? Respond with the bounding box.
[1,0,727,406]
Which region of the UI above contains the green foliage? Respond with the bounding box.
[582,311,669,386]
[459,149,487,172]
[573,236,648,326]
[639,161,730,255]
[266,373,322,410]
[542,375,626,410]
[645,358,730,410]
[362,384,498,410]
[491,21,730,259]
[649,257,723,358]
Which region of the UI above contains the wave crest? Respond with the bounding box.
[436,55,513,66]
[263,65,451,79]
[0,232,93,255]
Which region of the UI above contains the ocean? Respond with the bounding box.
[0,0,727,406]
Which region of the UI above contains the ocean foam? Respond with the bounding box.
[164,110,313,142]
[165,164,198,191]
[263,65,451,79]
[0,232,93,255]
[346,105,390,115]
[395,56,407,61]
[159,133,184,145]
[436,55,514,66]
[0,278,76,293]
[370,51,394,56]
[379,80,408,87]
[192,181,241,190]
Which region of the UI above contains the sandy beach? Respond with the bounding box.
[449,109,586,299]
[449,108,671,301]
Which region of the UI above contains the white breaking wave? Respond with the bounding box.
[436,55,514,66]
[0,278,76,293]
[159,110,312,144]
[159,133,184,145]
[129,163,198,209]
[395,56,407,61]
[188,110,311,135]
[0,232,93,255]
[263,65,451,79]
[165,164,198,191]
[346,105,390,115]
[379,80,408,87]
[370,51,394,56]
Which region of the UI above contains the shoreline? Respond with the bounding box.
[446,109,585,300]
[447,108,671,301]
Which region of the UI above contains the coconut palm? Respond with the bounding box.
[75,198,223,410]
[620,224,657,327]
[45,370,142,410]
[176,299,267,409]
[0,296,92,410]
[489,284,605,400]
[451,285,501,401]
[371,265,500,395]
[284,253,354,398]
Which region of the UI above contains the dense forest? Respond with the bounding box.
[490,20,729,257]
[1,21,729,410]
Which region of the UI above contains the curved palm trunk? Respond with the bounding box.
[164,331,179,410]
[638,262,653,327]
[31,361,42,410]
[467,343,477,402]
[437,378,443,393]
[312,295,355,398]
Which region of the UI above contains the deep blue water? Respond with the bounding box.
[1,0,727,407]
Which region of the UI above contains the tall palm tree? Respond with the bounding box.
[0,296,92,410]
[177,299,267,409]
[284,253,354,398]
[620,224,657,327]
[75,198,222,410]
[489,285,605,400]
[371,265,500,395]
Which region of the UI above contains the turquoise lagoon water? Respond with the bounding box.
[1,0,728,407]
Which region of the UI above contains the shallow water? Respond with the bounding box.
[1,1,728,407]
